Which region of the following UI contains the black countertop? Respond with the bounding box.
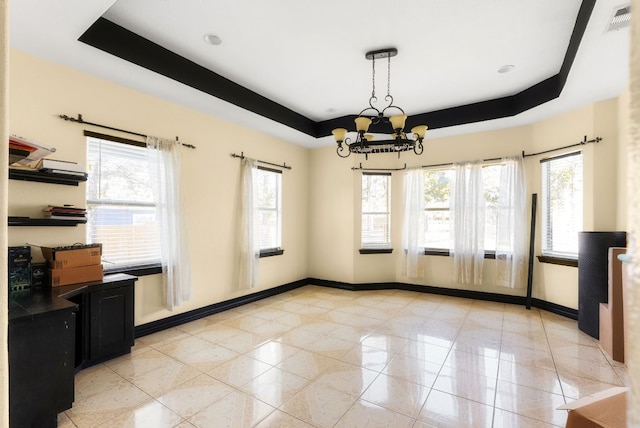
[9,273,137,323]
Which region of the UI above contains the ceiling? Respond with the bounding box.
[9,0,631,149]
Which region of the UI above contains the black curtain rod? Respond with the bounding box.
[353,135,602,172]
[59,113,196,149]
[230,152,292,170]
[352,163,407,171]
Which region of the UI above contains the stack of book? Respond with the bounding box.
[43,205,87,222]
[35,158,87,178]
[9,135,56,166]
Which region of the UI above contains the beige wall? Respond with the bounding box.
[309,99,623,309]
[8,50,309,325]
[8,47,626,327]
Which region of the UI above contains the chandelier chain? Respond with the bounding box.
[371,56,376,99]
[387,53,391,98]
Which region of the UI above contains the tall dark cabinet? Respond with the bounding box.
[578,231,626,339]
[9,296,77,428]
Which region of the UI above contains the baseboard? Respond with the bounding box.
[531,298,578,320]
[134,278,307,338]
[135,277,578,338]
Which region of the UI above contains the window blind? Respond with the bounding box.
[541,151,583,257]
[86,137,162,268]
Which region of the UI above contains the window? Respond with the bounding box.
[361,173,391,249]
[255,167,282,255]
[541,152,583,258]
[86,136,161,269]
[423,168,453,249]
[422,164,502,251]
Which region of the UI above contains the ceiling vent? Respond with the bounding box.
[607,4,631,32]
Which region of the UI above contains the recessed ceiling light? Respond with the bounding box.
[203,34,222,45]
[497,65,515,74]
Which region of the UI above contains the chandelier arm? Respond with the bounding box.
[414,141,424,155]
[336,137,352,158]
[380,103,405,117]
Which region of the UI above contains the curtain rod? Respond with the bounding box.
[58,113,197,149]
[230,152,292,170]
[352,135,602,171]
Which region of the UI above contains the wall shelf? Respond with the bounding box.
[9,168,87,186]
[9,217,86,227]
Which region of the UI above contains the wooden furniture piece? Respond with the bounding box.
[8,274,137,426]
[599,247,626,362]
[9,290,77,428]
[62,274,136,369]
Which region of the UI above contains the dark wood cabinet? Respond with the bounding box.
[9,297,77,428]
[8,274,137,426]
[66,274,136,369]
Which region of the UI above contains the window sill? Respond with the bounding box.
[104,263,163,277]
[422,249,496,259]
[359,248,393,254]
[537,255,578,267]
[260,248,284,258]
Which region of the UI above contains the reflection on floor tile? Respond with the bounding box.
[62,285,627,427]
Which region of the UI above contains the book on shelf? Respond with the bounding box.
[43,215,87,221]
[43,211,86,217]
[36,158,86,174]
[44,205,87,214]
[9,135,56,167]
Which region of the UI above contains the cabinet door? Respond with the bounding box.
[89,284,134,362]
[9,310,75,428]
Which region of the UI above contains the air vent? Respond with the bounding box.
[607,4,631,32]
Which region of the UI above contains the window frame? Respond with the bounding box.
[421,163,502,257]
[255,165,284,258]
[540,151,583,261]
[84,131,162,276]
[360,172,393,253]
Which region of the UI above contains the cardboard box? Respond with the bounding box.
[41,244,102,269]
[558,387,628,428]
[49,264,103,287]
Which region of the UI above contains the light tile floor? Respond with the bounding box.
[58,285,630,428]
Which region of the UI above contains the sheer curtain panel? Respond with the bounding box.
[451,161,485,285]
[238,158,260,289]
[146,136,192,311]
[496,156,527,288]
[402,169,426,278]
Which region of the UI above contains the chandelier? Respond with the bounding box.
[332,48,427,159]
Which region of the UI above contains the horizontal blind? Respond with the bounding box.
[86,137,162,267]
[362,173,391,248]
[541,151,583,257]
[254,168,282,250]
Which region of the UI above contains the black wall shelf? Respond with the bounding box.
[8,217,86,227]
[9,168,87,186]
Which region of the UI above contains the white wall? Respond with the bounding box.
[8,50,309,326]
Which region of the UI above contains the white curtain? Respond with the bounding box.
[451,161,485,285]
[496,156,527,288]
[146,136,192,311]
[402,169,425,278]
[238,158,259,289]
